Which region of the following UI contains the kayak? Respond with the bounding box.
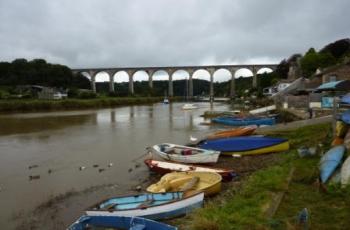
[319,145,345,183]
[212,116,275,126]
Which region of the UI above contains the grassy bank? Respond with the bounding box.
[0,97,181,113]
[176,123,350,229]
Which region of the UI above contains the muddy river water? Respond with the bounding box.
[0,102,230,229]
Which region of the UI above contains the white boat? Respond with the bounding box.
[163,98,169,104]
[182,104,198,110]
[341,156,350,187]
[86,191,204,220]
[150,143,220,164]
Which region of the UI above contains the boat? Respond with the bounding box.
[206,126,257,140]
[68,215,177,230]
[212,116,275,126]
[150,143,220,164]
[144,159,235,181]
[86,191,204,220]
[319,145,345,183]
[199,136,289,156]
[163,98,169,104]
[341,156,350,187]
[182,104,198,110]
[146,172,222,196]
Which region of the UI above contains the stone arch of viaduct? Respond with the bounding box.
[72,64,277,98]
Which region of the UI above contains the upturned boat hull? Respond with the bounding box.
[144,159,235,181]
[320,145,345,183]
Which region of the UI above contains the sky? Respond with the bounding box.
[0,0,349,82]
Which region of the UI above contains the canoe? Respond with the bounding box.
[68,215,177,230]
[341,156,350,187]
[144,159,235,181]
[319,145,345,183]
[206,126,257,140]
[147,172,222,196]
[212,116,275,126]
[150,143,220,164]
[199,136,289,156]
[86,191,204,220]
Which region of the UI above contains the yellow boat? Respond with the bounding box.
[146,171,222,196]
[221,141,290,156]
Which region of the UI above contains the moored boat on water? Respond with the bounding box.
[68,215,177,230]
[199,136,289,156]
[212,116,275,126]
[86,191,204,220]
[146,171,222,196]
[144,159,235,181]
[320,145,345,183]
[150,143,220,164]
[182,104,198,110]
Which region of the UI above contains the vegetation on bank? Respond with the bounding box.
[176,123,350,230]
[0,97,173,112]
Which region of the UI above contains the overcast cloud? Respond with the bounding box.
[0,0,349,80]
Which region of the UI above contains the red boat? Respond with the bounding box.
[144,159,235,181]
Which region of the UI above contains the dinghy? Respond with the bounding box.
[68,215,177,230]
[319,145,345,183]
[150,143,220,164]
[147,172,222,196]
[182,104,198,110]
[206,126,257,140]
[86,191,204,220]
[144,159,235,181]
[212,116,275,126]
[199,136,289,156]
[341,155,350,187]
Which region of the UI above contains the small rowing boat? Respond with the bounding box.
[150,143,220,164]
[212,116,275,126]
[319,145,345,183]
[68,215,177,230]
[199,136,289,156]
[144,159,235,181]
[86,191,204,220]
[146,172,222,196]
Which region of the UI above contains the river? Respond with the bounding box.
[0,102,230,229]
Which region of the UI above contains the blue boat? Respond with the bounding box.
[341,110,350,125]
[212,116,275,126]
[198,136,289,155]
[319,145,345,183]
[68,215,177,230]
[86,191,204,220]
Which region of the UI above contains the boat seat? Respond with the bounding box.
[137,199,154,209]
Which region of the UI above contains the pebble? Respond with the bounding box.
[135,185,142,191]
[29,175,40,181]
[48,169,52,174]
[28,165,39,170]
[79,166,86,171]
[98,168,105,173]
[135,163,141,168]
[128,168,133,173]
[108,163,113,167]
[93,164,99,168]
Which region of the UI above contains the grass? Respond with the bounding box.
[0,97,174,112]
[175,123,350,230]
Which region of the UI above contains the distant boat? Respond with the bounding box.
[320,145,345,183]
[182,104,198,110]
[163,98,169,104]
[67,215,177,230]
[147,171,222,197]
[85,191,204,220]
[150,143,220,164]
[144,159,235,181]
[212,116,275,126]
[199,136,289,156]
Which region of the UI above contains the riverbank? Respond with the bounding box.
[0,97,182,113]
[173,122,350,229]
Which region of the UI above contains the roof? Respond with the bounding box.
[314,80,350,92]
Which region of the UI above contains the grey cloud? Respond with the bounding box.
[0,0,349,69]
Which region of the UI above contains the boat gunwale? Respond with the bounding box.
[86,191,204,213]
